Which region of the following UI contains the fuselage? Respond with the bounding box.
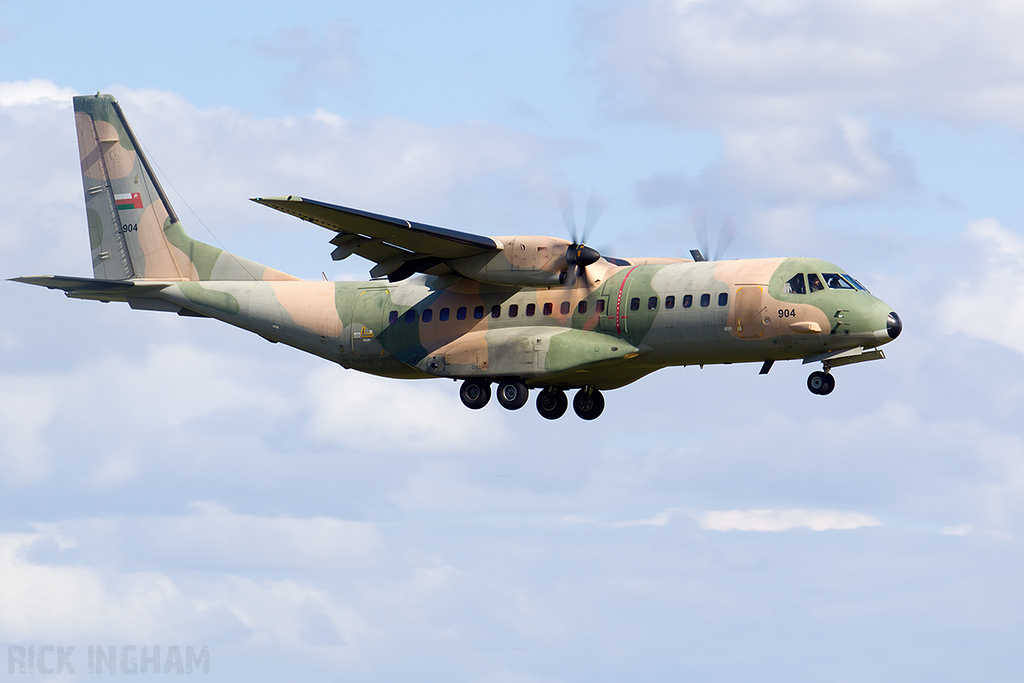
[155,255,900,391]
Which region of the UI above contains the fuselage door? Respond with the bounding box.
[734,285,766,339]
[351,287,388,357]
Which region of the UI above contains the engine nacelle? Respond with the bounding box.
[448,235,571,286]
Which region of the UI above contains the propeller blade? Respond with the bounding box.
[558,188,578,243]
[581,190,606,245]
[714,214,737,261]
[693,204,709,262]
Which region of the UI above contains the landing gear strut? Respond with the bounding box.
[573,386,605,420]
[807,370,835,396]
[460,379,491,409]
[536,387,568,420]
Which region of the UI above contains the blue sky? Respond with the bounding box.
[2,1,1024,681]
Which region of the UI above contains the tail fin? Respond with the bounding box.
[73,94,296,282]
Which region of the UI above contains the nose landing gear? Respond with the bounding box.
[807,370,835,395]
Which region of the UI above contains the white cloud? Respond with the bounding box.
[37,502,382,571]
[585,0,1023,212]
[696,508,883,532]
[941,218,1024,355]
[0,79,76,107]
[0,375,57,483]
[0,522,375,654]
[585,0,1024,127]
[303,369,509,455]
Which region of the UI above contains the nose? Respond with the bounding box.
[886,311,902,339]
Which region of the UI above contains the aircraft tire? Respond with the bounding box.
[536,387,568,420]
[496,379,529,410]
[807,371,835,395]
[460,379,491,409]
[573,387,605,420]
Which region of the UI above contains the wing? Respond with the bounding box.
[252,196,500,281]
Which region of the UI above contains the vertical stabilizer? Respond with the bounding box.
[73,94,297,282]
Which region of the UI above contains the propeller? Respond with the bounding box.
[559,188,605,287]
[691,204,737,261]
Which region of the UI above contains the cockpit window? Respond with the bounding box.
[783,273,806,295]
[844,274,869,292]
[823,273,855,290]
[807,273,824,293]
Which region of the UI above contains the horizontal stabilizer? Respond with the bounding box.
[10,275,168,301]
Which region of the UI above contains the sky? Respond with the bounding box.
[2,0,1024,680]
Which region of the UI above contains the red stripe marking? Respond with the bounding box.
[615,266,638,336]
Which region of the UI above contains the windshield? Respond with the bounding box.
[782,271,870,294]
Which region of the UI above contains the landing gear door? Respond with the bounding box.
[734,286,766,339]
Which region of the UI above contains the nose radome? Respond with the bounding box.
[887,311,902,339]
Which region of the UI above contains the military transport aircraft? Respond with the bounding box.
[13,94,902,420]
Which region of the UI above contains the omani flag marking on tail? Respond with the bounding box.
[114,192,143,210]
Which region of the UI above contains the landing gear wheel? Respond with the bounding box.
[807,371,835,396]
[496,379,529,410]
[460,379,491,409]
[573,387,605,420]
[536,387,568,420]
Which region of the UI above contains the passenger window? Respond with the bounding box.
[823,272,855,290]
[783,273,806,295]
[474,306,484,319]
[700,293,711,307]
[508,304,519,318]
[526,303,536,317]
[404,309,417,323]
[577,301,588,314]
[491,305,501,318]
[682,294,692,308]
[439,307,450,321]
[718,292,728,306]
[543,302,553,316]
[560,301,570,315]
[630,297,640,311]
[665,295,675,309]
[596,299,606,314]
[457,306,467,320]
[422,308,433,323]
[389,310,398,324]
[648,296,658,310]
[808,273,824,293]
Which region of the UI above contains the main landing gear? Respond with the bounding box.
[459,379,605,419]
[807,370,836,396]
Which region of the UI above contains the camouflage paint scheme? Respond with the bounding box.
[14,95,902,419]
